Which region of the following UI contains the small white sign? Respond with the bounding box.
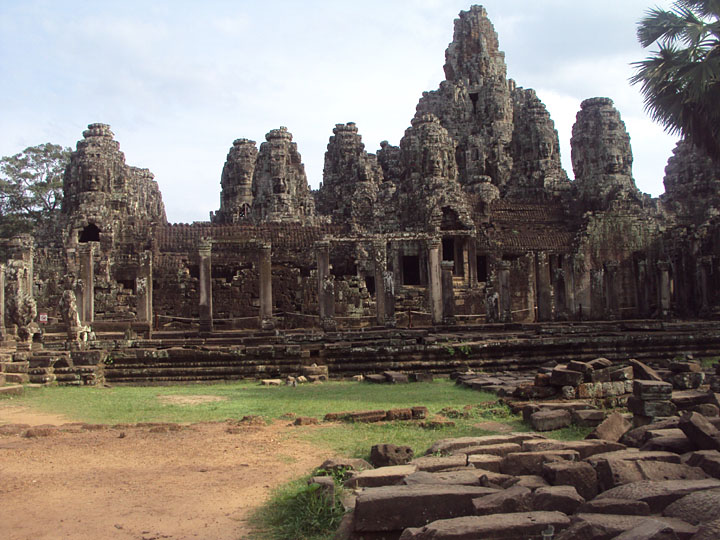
[39,313,48,324]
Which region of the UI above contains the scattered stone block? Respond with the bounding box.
[672,372,704,390]
[370,444,414,467]
[532,485,584,514]
[550,367,584,387]
[530,409,571,432]
[630,359,664,382]
[542,461,598,500]
[685,450,720,479]
[383,370,409,384]
[663,488,720,526]
[364,374,387,384]
[501,450,579,476]
[399,512,571,540]
[693,404,720,417]
[622,417,682,448]
[409,454,466,472]
[349,410,387,423]
[386,408,413,421]
[587,412,631,442]
[691,518,720,540]
[467,454,503,472]
[573,409,606,427]
[612,519,682,540]
[409,373,433,383]
[628,397,679,417]
[640,435,695,454]
[472,485,533,515]
[403,470,507,487]
[560,514,696,540]
[577,497,651,516]
[523,438,626,460]
[453,442,521,457]
[425,434,540,455]
[597,479,720,512]
[672,390,712,410]
[679,411,720,451]
[293,416,319,426]
[353,484,498,532]
[317,457,372,475]
[344,465,417,488]
[411,406,428,419]
[595,460,708,491]
[502,475,550,490]
[635,380,673,400]
[260,379,283,386]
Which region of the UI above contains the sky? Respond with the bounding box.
[0,0,678,223]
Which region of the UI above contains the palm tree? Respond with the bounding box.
[630,0,720,160]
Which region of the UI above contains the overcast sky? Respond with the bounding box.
[0,0,677,223]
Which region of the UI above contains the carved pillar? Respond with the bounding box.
[604,262,620,319]
[259,242,274,329]
[590,268,604,320]
[498,260,512,322]
[441,261,456,323]
[525,253,537,322]
[697,256,711,315]
[373,241,386,326]
[468,237,478,288]
[383,270,396,327]
[562,256,576,319]
[79,244,94,324]
[316,241,333,321]
[536,252,552,321]
[636,260,650,318]
[427,238,443,325]
[0,264,5,341]
[573,254,591,320]
[136,251,153,323]
[198,238,213,334]
[658,260,671,318]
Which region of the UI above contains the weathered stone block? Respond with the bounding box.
[634,380,673,400]
[453,442,521,457]
[572,409,606,427]
[471,485,533,515]
[587,411,631,442]
[501,450,579,476]
[597,479,720,512]
[663,488,720,526]
[576,497,651,516]
[685,450,720,479]
[344,465,417,488]
[532,485,585,514]
[627,396,678,418]
[679,411,720,451]
[385,408,413,421]
[550,367,584,387]
[409,454,466,472]
[399,512,571,540]
[542,461,598,500]
[370,444,414,467]
[530,409,571,432]
[353,485,498,532]
[467,454,503,472]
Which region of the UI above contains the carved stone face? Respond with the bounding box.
[602,148,626,174]
[424,146,447,178]
[538,141,553,160]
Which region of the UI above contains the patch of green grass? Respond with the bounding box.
[543,424,594,441]
[247,476,346,540]
[3,379,496,425]
[700,356,720,369]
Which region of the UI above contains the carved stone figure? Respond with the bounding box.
[214,139,258,223]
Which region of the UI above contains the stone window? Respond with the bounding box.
[78,223,100,243]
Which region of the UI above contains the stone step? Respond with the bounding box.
[0,384,23,396]
[1,361,29,373]
[4,373,29,384]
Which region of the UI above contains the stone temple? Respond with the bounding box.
[2,5,720,385]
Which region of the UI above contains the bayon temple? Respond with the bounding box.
[2,6,720,385]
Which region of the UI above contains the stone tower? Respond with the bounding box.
[214,138,258,223]
[571,97,639,209]
[316,122,382,230]
[399,114,473,232]
[251,127,315,222]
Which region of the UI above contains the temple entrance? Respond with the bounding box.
[79,223,100,243]
[401,255,420,285]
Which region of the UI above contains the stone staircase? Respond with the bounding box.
[98,321,720,385]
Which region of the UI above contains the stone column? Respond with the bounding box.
[198,238,213,334]
[536,252,552,321]
[590,268,604,320]
[259,242,274,329]
[79,244,94,324]
[316,241,333,321]
[467,237,478,288]
[658,260,671,318]
[697,256,711,315]
[636,260,650,317]
[604,261,620,319]
[441,261,456,323]
[524,253,537,321]
[373,241,386,326]
[573,254,591,320]
[427,238,443,325]
[136,251,153,337]
[383,270,396,327]
[0,264,5,341]
[562,256,576,319]
[498,260,512,322]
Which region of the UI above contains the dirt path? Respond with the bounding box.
[0,404,336,540]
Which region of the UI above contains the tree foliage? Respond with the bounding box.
[631,0,720,160]
[0,143,71,237]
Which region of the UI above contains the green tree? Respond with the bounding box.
[0,143,71,237]
[630,0,720,160]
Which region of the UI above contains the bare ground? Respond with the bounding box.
[0,402,335,540]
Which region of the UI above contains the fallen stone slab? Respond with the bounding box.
[684,450,720,479]
[558,514,697,540]
[691,518,720,540]
[317,457,372,474]
[679,412,720,451]
[466,454,503,472]
[594,459,708,491]
[663,488,720,526]
[628,397,680,417]
[451,442,521,457]
[409,455,467,472]
[586,449,682,468]
[403,470,509,487]
[522,438,626,460]
[640,435,695,454]
[596,479,720,512]
[587,411,631,442]
[635,380,674,400]
[386,408,414,421]
[399,511,570,540]
[0,384,24,397]
[365,374,387,384]
[501,450,579,476]
[532,485,584,514]
[344,465,417,488]
[542,461,598,500]
[425,434,540,455]
[353,484,499,532]
[383,371,410,384]
[501,475,550,490]
[530,409,571,432]
[471,485,533,515]
[630,358,664,382]
[572,409,606,427]
[672,390,712,410]
[612,519,682,540]
[621,417,682,448]
[550,367,584,387]
[576,497,651,516]
[350,410,388,423]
